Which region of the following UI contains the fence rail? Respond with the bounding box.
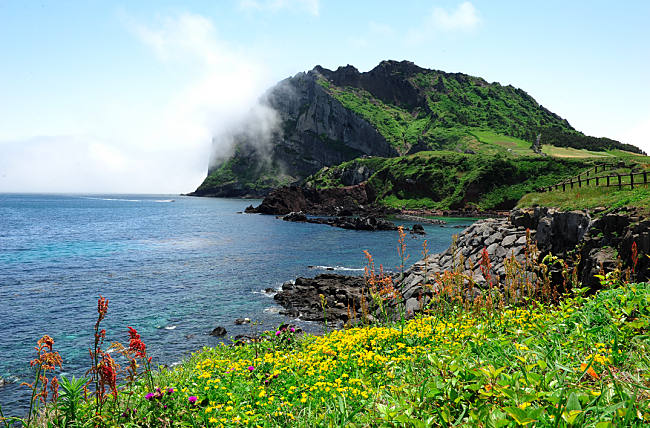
[538,168,648,193]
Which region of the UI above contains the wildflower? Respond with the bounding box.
[580,363,599,379]
[275,331,281,336]
[248,366,255,372]
[290,327,295,333]
[145,393,154,400]
[127,326,147,358]
[167,387,174,394]
[188,396,198,405]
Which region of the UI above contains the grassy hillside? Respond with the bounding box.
[305,152,607,210]
[317,62,643,155]
[195,156,294,195]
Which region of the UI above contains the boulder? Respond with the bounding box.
[410,224,427,235]
[209,326,227,337]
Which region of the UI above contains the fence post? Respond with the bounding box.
[618,174,621,189]
[645,171,647,184]
[630,173,634,190]
[596,176,599,186]
[587,177,590,186]
[579,178,582,188]
[595,165,598,173]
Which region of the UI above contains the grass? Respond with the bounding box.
[541,146,615,158]
[518,183,650,213]
[306,152,599,210]
[4,236,650,427]
[469,129,535,155]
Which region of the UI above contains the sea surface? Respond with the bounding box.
[0,193,475,416]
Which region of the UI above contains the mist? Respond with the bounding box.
[0,11,281,194]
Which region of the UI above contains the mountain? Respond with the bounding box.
[192,60,642,197]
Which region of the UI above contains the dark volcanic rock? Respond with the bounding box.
[274,274,369,323]
[410,224,426,235]
[245,183,398,217]
[280,212,398,231]
[209,326,227,337]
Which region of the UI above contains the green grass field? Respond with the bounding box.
[519,183,650,213]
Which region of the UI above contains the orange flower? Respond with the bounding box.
[580,363,599,379]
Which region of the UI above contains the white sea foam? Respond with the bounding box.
[313,265,364,272]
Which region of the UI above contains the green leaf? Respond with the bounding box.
[496,419,511,428]
[595,422,612,428]
[503,406,537,426]
[566,392,582,412]
[497,387,518,401]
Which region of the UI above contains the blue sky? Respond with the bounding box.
[1,0,649,193]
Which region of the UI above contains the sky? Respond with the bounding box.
[1,0,649,193]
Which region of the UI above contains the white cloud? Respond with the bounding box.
[407,1,482,43]
[239,0,320,16]
[0,11,280,194]
[430,1,481,32]
[122,12,224,65]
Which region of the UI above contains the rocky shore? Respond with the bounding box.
[280,211,401,231]
[272,206,650,324]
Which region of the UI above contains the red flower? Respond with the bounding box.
[127,326,147,358]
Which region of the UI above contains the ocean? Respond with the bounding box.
[0,193,474,415]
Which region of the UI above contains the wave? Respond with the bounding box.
[309,265,365,272]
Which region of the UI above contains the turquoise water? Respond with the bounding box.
[0,193,474,414]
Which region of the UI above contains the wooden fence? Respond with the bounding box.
[538,163,648,193]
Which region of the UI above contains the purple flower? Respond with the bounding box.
[167,387,174,394]
[121,413,127,418]
[188,396,198,404]
[248,366,255,372]
[145,393,154,400]
[275,331,281,336]
[290,327,295,333]
[156,387,161,393]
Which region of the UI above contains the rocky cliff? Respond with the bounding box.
[192,60,642,198]
[192,66,399,197]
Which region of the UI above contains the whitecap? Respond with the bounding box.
[313,265,364,272]
[165,325,177,330]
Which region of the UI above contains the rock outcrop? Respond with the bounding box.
[274,274,368,323]
[280,211,399,231]
[274,207,650,323]
[244,183,398,216]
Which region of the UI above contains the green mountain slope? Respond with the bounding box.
[304,153,635,210]
[316,61,641,154]
[192,60,643,197]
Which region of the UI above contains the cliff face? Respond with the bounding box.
[193,67,399,197]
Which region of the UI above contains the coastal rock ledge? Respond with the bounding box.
[273,206,650,323]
